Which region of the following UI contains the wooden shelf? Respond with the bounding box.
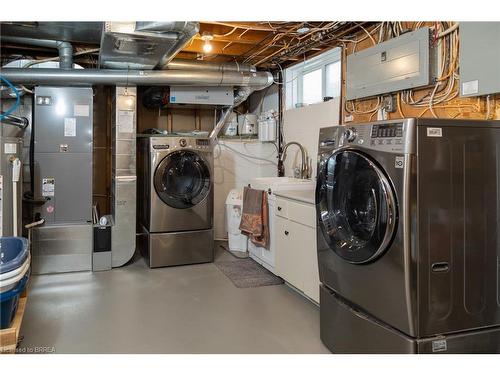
[0,290,27,354]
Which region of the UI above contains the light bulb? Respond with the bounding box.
[203,41,213,53]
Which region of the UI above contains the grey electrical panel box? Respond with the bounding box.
[459,22,500,97]
[346,27,436,100]
[169,86,234,105]
[34,86,93,225]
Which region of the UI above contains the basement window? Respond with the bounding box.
[302,69,323,105]
[284,47,342,110]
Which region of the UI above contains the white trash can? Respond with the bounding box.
[225,188,248,253]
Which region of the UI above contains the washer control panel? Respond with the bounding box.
[149,136,213,153]
[152,144,170,150]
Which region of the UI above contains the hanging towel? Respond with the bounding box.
[239,186,269,249]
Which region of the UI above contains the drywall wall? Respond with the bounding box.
[213,139,277,239]
[282,98,340,180]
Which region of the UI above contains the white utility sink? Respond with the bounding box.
[248,177,316,193]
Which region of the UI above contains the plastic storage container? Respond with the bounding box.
[0,253,30,286]
[237,114,258,136]
[225,188,248,253]
[0,237,29,274]
[224,112,238,136]
[0,273,29,329]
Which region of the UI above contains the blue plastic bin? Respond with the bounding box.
[0,273,29,329]
[0,237,29,275]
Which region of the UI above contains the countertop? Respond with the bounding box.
[274,188,315,205]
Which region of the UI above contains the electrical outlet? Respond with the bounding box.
[382,95,396,113]
[377,108,388,121]
[345,114,353,123]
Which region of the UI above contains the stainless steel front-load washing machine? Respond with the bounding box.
[316,118,500,353]
[137,135,214,267]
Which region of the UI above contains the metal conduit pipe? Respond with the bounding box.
[0,68,274,88]
[1,36,73,69]
[167,59,257,73]
[209,106,234,140]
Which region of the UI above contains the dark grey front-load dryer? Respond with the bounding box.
[316,118,500,353]
[316,120,415,337]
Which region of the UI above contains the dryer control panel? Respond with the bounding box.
[318,119,415,155]
[368,123,405,149]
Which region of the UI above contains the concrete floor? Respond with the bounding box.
[19,245,330,354]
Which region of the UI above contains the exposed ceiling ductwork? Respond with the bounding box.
[0,68,273,88]
[166,58,256,73]
[2,36,74,69]
[98,21,199,69]
[0,21,274,111]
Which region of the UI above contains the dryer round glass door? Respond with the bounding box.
[154,150,211,209]
[316,149,397,264]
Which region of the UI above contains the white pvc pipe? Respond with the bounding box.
[11,158,21,237]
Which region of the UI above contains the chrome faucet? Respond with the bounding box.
[279,141,309,179]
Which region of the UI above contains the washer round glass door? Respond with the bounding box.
[316,149,397,264]
[154,150,211,209]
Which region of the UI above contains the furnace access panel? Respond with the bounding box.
[34,86,93,225]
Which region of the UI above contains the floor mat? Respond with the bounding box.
[215,258,284,288]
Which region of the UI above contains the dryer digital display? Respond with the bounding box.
[371,124,403,138]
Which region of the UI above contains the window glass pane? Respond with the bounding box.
[326,61,341,98]
[302,68,323,105]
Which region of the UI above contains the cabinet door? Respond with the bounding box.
[276,216,299,287]
[276,216,320,303]
[275,216,289,278]
[299,224,320,303]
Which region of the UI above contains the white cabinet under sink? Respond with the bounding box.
[275,195,320,304]
[247,177,316,274]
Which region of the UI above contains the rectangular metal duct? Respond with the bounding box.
[111,86,137,267]
[99,21,199,70]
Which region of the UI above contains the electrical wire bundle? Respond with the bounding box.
[401,22,462,118]
[343,22,464,120]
